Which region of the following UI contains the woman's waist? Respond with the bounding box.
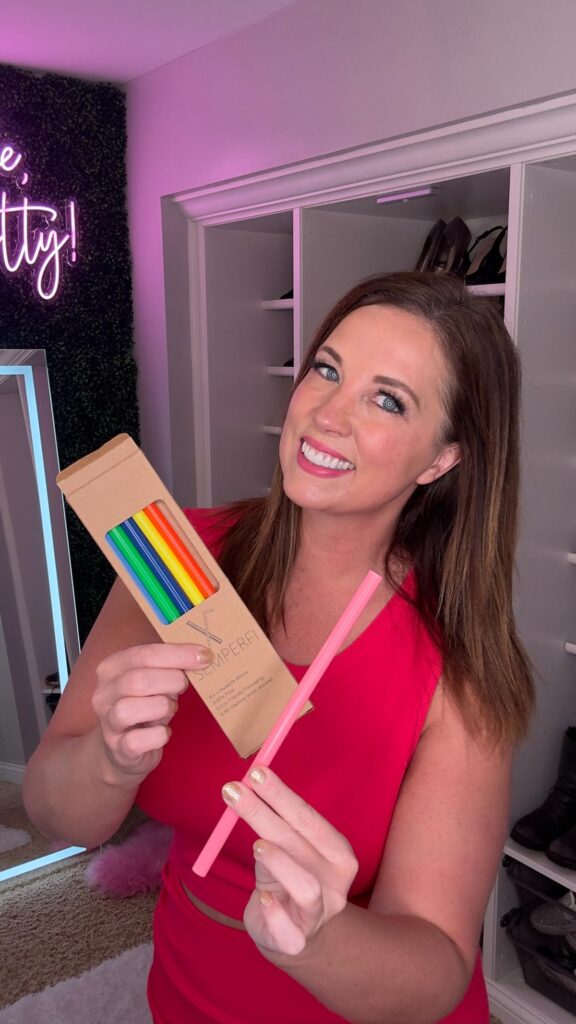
[169,836,254,920]
[168,840,372,927]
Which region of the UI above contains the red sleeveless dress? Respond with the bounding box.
[137,508,489,1023]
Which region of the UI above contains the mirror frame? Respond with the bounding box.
[0,353,84,881]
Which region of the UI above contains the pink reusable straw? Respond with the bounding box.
[192,569,382,876]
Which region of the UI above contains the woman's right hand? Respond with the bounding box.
[91,642,213,780]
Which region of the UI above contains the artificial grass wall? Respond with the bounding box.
[0,64,139,642]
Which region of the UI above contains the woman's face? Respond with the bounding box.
[279,304,459,521]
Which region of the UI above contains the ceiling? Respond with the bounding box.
[0,0,299,83]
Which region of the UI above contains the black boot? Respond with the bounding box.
[547,823,576,869]
[511,727,576,850]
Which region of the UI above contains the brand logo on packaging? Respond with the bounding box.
[186,620,222,645]
[0,138,78,301]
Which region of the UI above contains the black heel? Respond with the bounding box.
[465,226,507,286]
[430,217,471,276]
[414,219,446,272]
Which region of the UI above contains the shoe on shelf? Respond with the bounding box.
[511,727,576,850]
[43,671,61,693]
[414,219,446,272]
[548,822,576,870]
[464,225,507,285]
[429,217,471,276]
[530,890,576,935]
[539,953,576,995]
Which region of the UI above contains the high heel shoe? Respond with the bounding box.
[414,219,446,272]
[464,225,507,286]
[429,217,471,276]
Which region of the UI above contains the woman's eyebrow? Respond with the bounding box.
[319,345,342,364]
[374,375,420,409]
[319,345,420,408]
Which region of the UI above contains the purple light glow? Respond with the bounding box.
[376,187,434,204]
[0,136,78,300]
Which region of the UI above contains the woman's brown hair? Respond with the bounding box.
[217,272,534,745]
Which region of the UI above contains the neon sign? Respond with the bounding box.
[0,139,78,301]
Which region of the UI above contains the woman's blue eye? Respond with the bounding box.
[377,392,405,415]
[313,360,339,382]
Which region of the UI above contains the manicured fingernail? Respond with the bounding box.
[259,890,274,907]
[253,840,267,858]
[222,782,242,805]
[249,766,267,785]
[196,647,214,667]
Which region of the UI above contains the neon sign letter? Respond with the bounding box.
[0,144,23,176]
[0,138,78,300]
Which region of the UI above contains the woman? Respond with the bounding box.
[24,272,534,1023]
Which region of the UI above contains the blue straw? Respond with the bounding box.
[105,535,169,624]
[122,517,193,615]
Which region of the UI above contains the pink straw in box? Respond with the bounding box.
[193,569,383,876]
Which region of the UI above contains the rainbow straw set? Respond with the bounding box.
[105,501,216,623]
[56,434,305,758]
[58,433,383,872]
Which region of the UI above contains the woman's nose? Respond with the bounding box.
[312,389,353,434]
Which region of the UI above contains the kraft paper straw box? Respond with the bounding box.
[57,433,309,758]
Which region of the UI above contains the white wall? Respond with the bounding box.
[126,0,576,486]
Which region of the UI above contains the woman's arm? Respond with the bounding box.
[23,579,211,849]
[223,685,512,1024]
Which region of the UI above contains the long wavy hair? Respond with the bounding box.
[217,272,534,745]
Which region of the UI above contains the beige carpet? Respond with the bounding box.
[0,781,58,871]
[0,943,153,1024]
[0,799,505,1021]
[0,807,157,1009]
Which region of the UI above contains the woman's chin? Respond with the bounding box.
[282,476,341,512]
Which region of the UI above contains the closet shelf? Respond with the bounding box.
[504,839,576,889]
[261,299,294,310]
[467,282,506,297]
[267,366,295,377]
[263,287,503,304]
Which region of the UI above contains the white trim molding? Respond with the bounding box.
[171,93,576,224]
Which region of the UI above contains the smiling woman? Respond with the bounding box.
[279,304,460,524]
[24,272,534,1024]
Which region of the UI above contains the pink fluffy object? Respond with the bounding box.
[85,819,173,897]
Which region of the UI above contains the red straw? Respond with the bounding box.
[145,502,216,598]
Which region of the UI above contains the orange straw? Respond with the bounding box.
[144,502,216,598]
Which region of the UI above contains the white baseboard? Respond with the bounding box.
[0,762,25,784]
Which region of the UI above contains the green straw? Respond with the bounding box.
[107,524,180,623]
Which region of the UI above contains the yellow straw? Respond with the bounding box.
[133,510,205,606]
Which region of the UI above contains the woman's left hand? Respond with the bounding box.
[221,766,359,958]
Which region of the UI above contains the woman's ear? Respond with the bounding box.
[416,443,460,486]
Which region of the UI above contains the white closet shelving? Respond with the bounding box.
[197,168,511,506]
[261,299,294,310]
[166,95,576,1024]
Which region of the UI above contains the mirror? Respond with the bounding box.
[0,350,84,881]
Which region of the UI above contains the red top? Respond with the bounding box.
[137,507,488,1023]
